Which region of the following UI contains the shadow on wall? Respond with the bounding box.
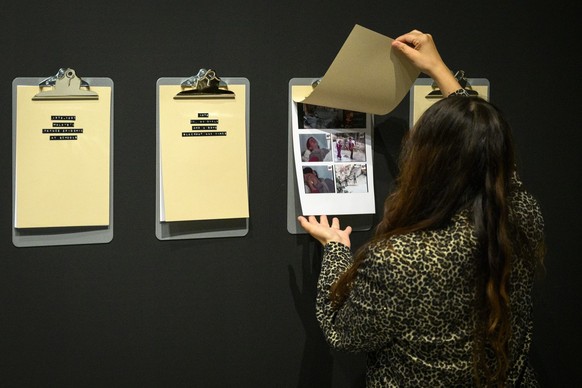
[289,240,366,387]
[374,116,409,180]
[286,116,409,387]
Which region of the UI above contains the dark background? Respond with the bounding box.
[1,1,580,386]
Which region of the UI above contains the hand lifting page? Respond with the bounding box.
[158,83,249,222]
[295,24,419,115]
[14,85,111,228]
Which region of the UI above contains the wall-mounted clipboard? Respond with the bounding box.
[156,73,250,240]
[410,75,490,126]
[287,78,373,234]
[12,69,114,247]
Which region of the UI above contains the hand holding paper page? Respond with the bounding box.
[295,24,419,115]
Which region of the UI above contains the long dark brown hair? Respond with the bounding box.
[330,96,524,385]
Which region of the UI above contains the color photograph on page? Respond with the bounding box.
[291,97,375,216]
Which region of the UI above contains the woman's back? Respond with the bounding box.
[348,178,543,386]
[300,29,545,387]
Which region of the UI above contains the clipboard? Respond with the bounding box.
[287,78,373,234]
[156,71,250,240]
[12,68,114,247]
[410,73,490,126]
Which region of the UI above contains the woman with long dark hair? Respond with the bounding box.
[299,30,545,386]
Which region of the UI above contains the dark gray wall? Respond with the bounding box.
[1,1,579,386]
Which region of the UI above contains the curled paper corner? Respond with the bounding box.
[294,24,419,115]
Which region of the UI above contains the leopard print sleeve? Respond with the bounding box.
[316,242,394,352]
[313,182,544,385]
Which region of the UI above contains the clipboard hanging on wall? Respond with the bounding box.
[12,68,114,247]
[410,71,490,126]
[156,70,250,240]
[287,78,373,235]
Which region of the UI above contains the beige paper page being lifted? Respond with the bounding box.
[159,84,249,222]
[15,86,111,228]
[296,24,419,115]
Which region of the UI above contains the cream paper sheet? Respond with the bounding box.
[159,84,249,222]
[295,24,419,115]
[15,85,111,228]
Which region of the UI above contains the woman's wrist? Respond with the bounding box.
[429,64,462,96]
[324,240,350,249]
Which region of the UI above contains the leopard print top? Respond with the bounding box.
[316,177,544,387]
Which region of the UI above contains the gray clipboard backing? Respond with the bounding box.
[287,78,373,234]
[12,77,114,247]
[155,77,250,240]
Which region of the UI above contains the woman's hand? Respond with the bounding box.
[298,215,352,247]
[392,30,461,96]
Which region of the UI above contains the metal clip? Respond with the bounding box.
[174,68,235,99]
[426,70,479,99]
[33,68,98,100]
